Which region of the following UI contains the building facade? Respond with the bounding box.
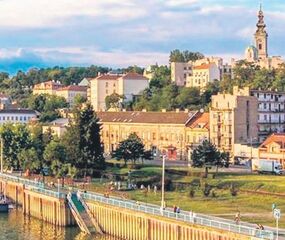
[233,86,285,142]
[210,92,258,154]
[258,133,285,168]
[0,109,38,124]
[90,73,149,111]
[56,85,87,106]
[33,81,63,95]
[186,63,220,88]
[97,110,209,161]
[42,118,69,137]
[171,57,232,88]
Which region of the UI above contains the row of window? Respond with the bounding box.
[0,116,32,121]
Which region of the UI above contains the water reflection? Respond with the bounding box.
[0,208,118,240]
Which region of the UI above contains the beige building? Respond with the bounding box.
[56,85,87,106]
[42,118,69,137]
[171,57,232,87]
[186,63,220,88]
[33,80,63,95]
[97,110,209,161]
[90,72,149,111]
[210,92,258,154]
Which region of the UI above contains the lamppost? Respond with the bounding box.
[161,155,166,213]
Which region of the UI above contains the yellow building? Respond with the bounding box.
[56,85,87,106]
[33,80,63,95]
[97,110,209,161]
[210,92,258,154]
[42,118,69,137]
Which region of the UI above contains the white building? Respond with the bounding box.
[186,63,220,88]
[90,72,149,111]
[171,57,232,87]
[0,109,38,124]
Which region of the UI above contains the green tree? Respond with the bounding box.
[191,140,221,178]
[18,148,40,173]
[169,49,204,63]
[78,105,105,175]
[105,93,124,110]
[113,133,146,166]
[176,87,200,109]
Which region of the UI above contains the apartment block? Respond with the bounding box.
[90,72,149,111]
[56,85,87,106]
[210,92,258,153]
[233,86,285,142]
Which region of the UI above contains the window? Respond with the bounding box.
[106,90,108,94]
[3,117,5,121]
[16,116,18,121]
[105,82,109,87]
[20,117,22,121]
[259,43,262,50]
[7,116,9,121]
[24,116,27,121]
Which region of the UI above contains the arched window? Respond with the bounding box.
[259,43,262,50]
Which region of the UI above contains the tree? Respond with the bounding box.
[18,148,41,173]
[191,140,221,178]
[78,104,105,174]
[169,49,204,63]
[216,151,230,173]
[105,93,124,110]
[176,87,201,109]
[113,133,146,166]
[43,140,67,169]
[73,94,87,107]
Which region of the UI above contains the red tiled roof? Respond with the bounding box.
[121,72,149,80]
[259,133,285,148]
[57,85,87,92]
[193,64,212,70]
[186,112,209,130]
[95,75,121,81]
[96,111,196,125]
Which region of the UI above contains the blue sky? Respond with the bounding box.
[0,0,284,73]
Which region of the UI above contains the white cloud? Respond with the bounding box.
[165,0,198,7]
[0,0,147,28]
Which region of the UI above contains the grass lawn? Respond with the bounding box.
[89,163,285,228]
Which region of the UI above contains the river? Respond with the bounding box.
[0,208,118,240]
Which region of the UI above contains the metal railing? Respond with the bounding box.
[81,191,274,240]
[0,173,274,239]
[0,173,66,199]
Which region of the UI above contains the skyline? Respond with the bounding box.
[0,0,285,73]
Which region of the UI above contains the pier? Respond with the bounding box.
[0,173,273,240]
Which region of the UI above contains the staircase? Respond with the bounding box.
[67,192,103,235]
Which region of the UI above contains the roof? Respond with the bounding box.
[193,63,213,70]
[49,118,69,126]
[95,75,121,81]
[121,72,149,80]
[259,133,285,148]
[93,72,149,81]
[57,85,87,92]
[186,112,209,129]
[0,109,38,115]
[96,111,197,125]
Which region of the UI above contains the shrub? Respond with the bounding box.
[230,184,239,196]
[211,190,217,198]
[189,187,196,198]
[203,183,212,197]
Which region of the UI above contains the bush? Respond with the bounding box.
[189,187,196,198]
[211,190,217,198]
[203,183,212,197]
[230,184,239,196]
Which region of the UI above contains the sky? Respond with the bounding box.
[0,0,284,73]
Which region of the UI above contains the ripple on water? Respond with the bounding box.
[0,209,119,240]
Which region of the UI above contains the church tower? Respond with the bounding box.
[254,4,268,59]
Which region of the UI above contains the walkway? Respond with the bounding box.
[0,173,277,240]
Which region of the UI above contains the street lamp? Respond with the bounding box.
[161,155,166,212]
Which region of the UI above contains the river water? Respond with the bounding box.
[0,208,117,240]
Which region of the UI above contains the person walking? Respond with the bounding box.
[173,205,177,213]
[235,211,240,224]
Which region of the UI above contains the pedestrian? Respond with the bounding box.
[140,184,145,190]
[154,185,157,195]
[173,205,177,213]
[147,185,151,193]
[235,211,240,224]
[176,206,180,214]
